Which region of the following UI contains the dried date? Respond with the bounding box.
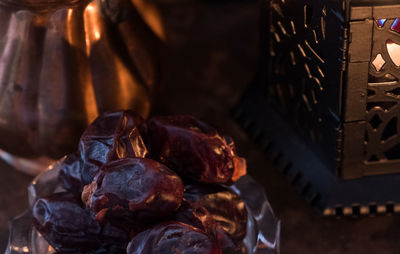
[32,193,98,253]
[82,158,184,229]
[58,153,84,194]
[126,222,222,254]
[146,115,246,185]
[33,192,129,253]
[79,110,148,185]
[173,199,216,235]
[184,182,247,250]
[196,191,247,246]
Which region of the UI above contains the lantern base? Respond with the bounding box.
[0,149,55,176]
[233,79,400,216]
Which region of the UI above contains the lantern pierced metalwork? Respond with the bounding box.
[234,0,400,216]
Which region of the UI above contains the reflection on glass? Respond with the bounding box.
[391,18,400,33]
[6,160,281,254]
[372,53,385,71]
[376,19,387,28]
[387,40,400,66]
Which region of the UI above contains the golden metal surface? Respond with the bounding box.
[0,0,160,159]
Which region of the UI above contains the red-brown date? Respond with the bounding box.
[37,113,251,253]
[79,110,148,185]
[196,191,247,246]
[126,222,222,254]
[184,182,247,250]
[171,198,243,252]
[172,199,216,235]
[82,158,184,229]
[146,115,246,185]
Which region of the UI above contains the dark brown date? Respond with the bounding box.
[171,198,243,252]
[126,222,222,254]
[183,182,247,250]
[58,153,84,194]
[36,112,251,253]
[173,199,216,235]
[146,115,246,185]
[32,192,101,253]
[32,192,127,253]
[196,191,247,246]
[82,158,184,229]
[79,110,148,185]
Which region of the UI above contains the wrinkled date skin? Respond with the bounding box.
[171,200,243,252]
[79,110,148,185]
[58,153,84,194]
[32,192,100,253]
[184,182,247,250]
[82,158,184,229]
[36,111,251,253]
[173,199,216,235]
[126,222,222,254]
[146,115,246,185]
[32,192,128,254]
[196,191,247,246]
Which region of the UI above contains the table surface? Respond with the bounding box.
[2,2,400,254]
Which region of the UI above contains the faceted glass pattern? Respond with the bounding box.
[6,159,281,254]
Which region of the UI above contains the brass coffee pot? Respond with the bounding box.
[0,0,160,170]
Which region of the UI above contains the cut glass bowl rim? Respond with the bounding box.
[6,157,280,254]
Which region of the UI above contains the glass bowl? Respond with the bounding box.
[6,159,280,254]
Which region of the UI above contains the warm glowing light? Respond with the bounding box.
[86,4,94,11]
[67,8,73,23]
[232,157,247,182]
[66,8,80,48]
[84,79,99,124]
[84,2,102,55]
[132,0,165,40]
[10,246,30,253]
[387,40,400,66]
[372,53,386,71]
[114,59,139,109]
[93,30,100,40]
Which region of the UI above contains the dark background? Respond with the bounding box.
[2,1,400,253]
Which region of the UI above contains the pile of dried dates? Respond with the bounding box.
[32,110,248,254]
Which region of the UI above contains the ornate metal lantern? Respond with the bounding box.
[234,0,400,216]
